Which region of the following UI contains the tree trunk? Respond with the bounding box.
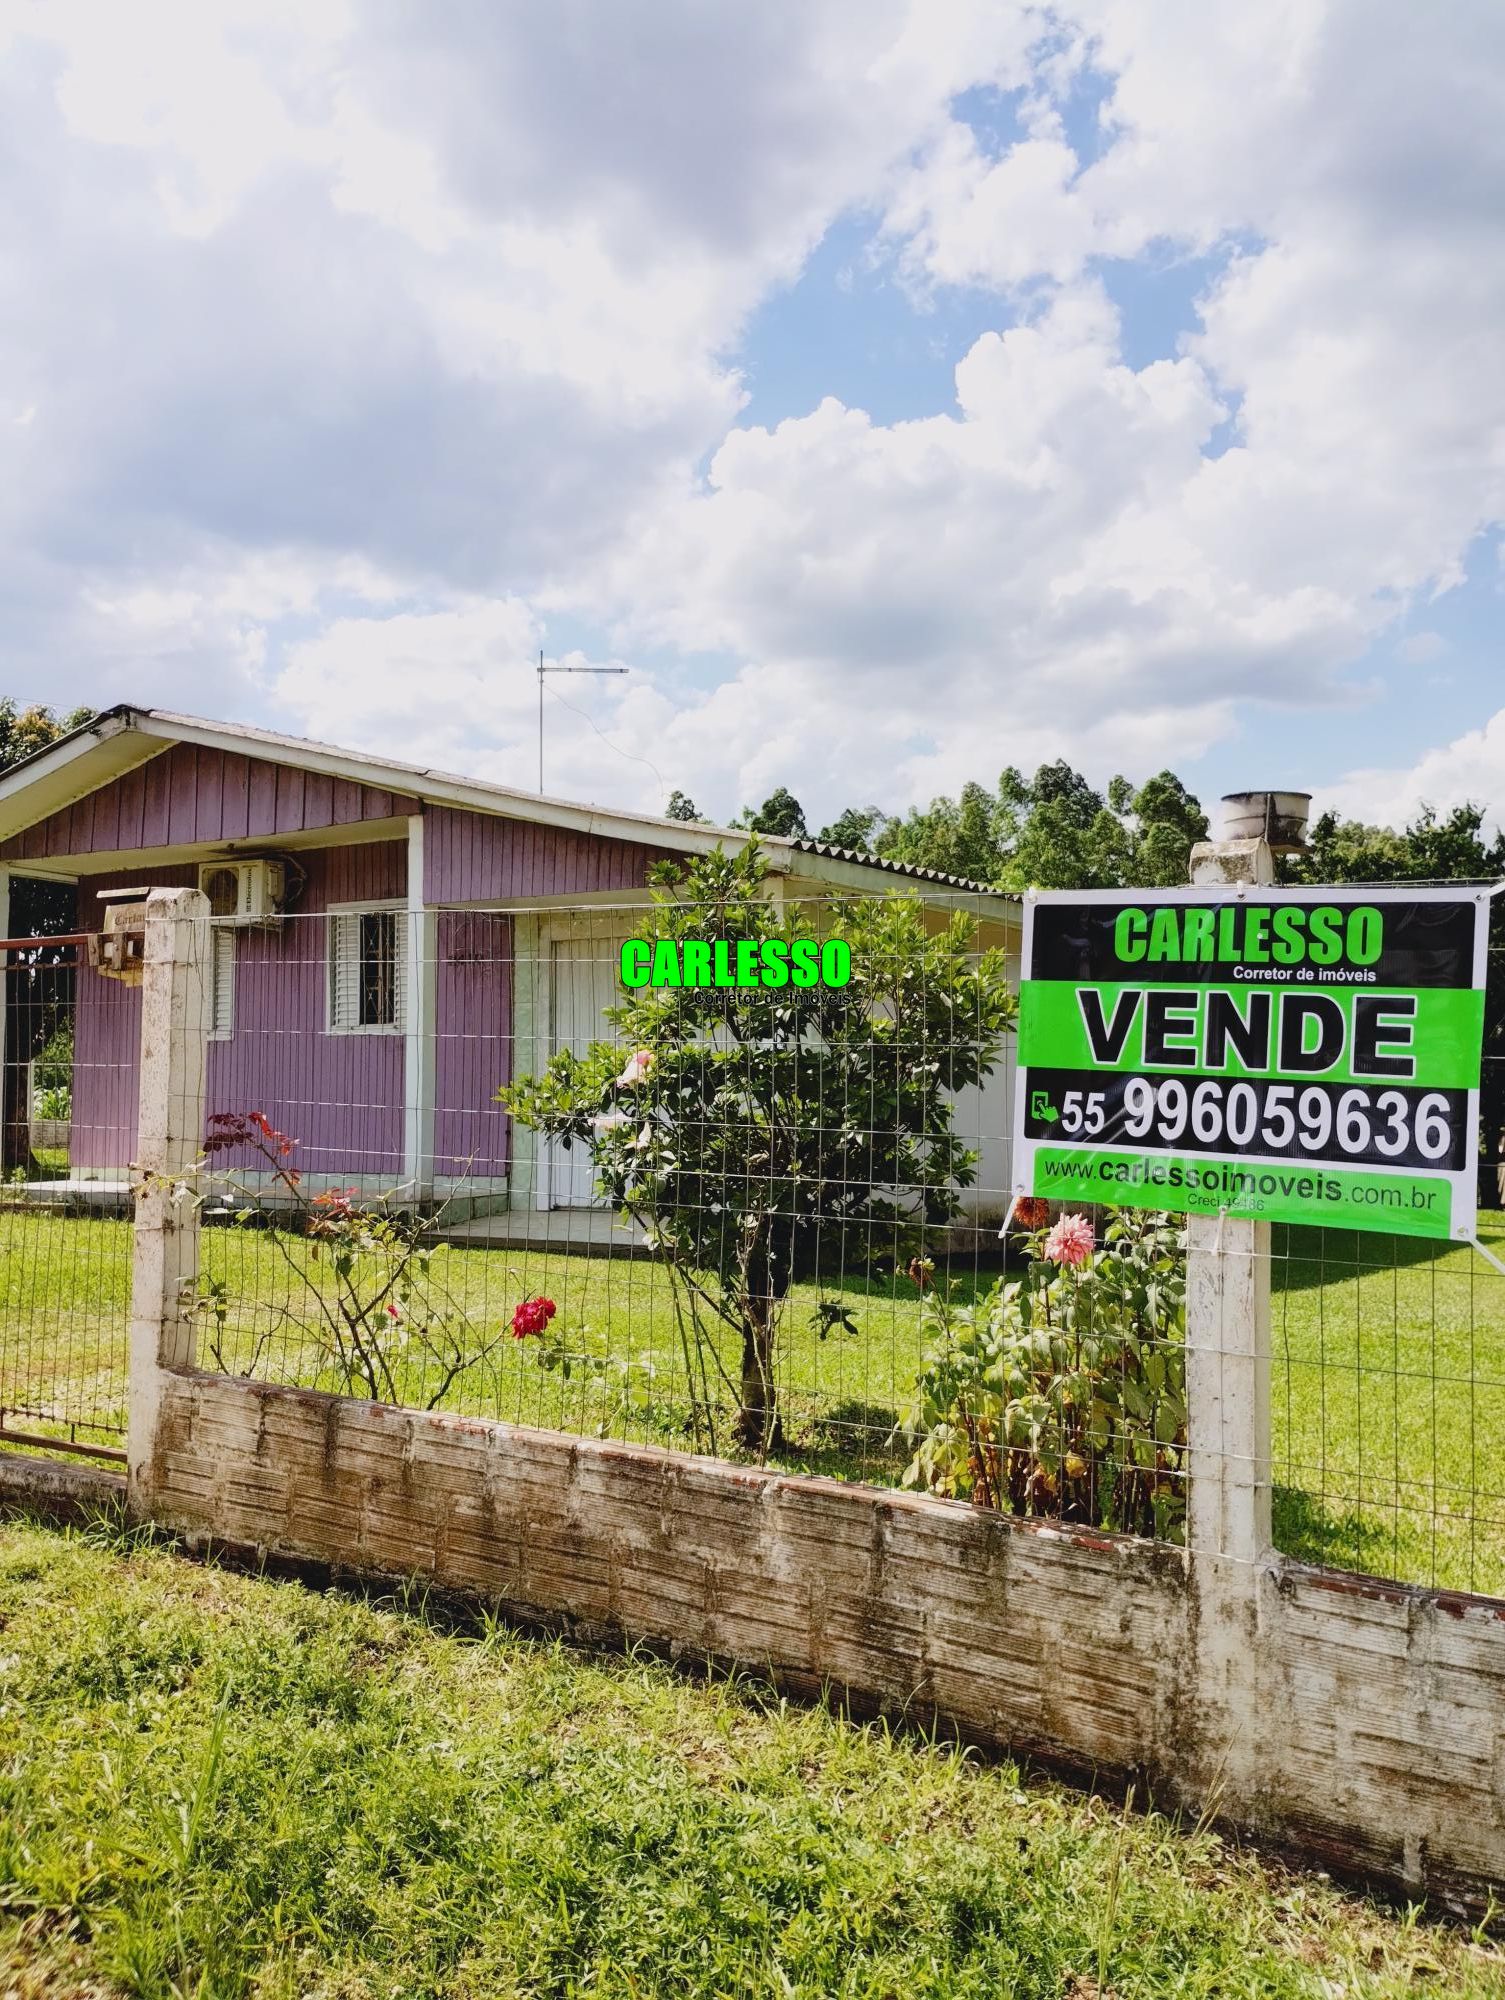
[735,1218,787,1451]
[737,1316,779,1451]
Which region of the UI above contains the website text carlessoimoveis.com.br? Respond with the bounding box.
[1039,1153,1442,1215]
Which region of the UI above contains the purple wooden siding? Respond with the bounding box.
[433,912,512,1176]
[69,843,408,1177]
[51,777,688,1186]
[3,741,415,863]
[208,842,407,1180]
[423,804,669,902]
[70,864,197,1172]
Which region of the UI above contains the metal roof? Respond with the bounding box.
[788,836,1010,897]
[0,704,1019,909]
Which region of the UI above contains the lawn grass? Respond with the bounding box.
[2,1513,1502,2000]
[1270,1217,1505,1595]
[3,1205,1505,1594]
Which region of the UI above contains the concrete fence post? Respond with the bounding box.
[1184,835,1275,1565]
[1183,832,1276,1799]
[127,887,212,1515]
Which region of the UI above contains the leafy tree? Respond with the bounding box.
[1402,805,1505,882]
[815,805,888,852]
[876,780,1008,884]
[0,698,92,1166]
[1283,802,1503,887]
[1116,770,1211,887]
[1000,761,1132,889]
[664,790,705,823]
[503,843,1014,1450]
[871,762,1209,889]
[733,786,807,838]
[4,882,81,1172]
[0,698,93,772]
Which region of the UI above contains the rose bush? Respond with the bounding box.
[169,1113,508,1408]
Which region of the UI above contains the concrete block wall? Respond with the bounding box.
[142,1367,1505,1914]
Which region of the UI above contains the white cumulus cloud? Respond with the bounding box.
[0,0,1501,828]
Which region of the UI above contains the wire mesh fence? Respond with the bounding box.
[1270,1220,1505,1597]
[6,876,1505,1602]
[180,892,1026,1495]
[1260,911,1505,1596]
[1,940,131,1460]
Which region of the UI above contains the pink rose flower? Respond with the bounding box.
[1043,1214,1094,1268]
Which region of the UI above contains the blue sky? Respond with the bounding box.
[693,188,1505,825]
[4,1,1503,833]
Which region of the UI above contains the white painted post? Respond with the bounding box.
[404,814,438,1198]
[127,887,212,1512]
[1184,835,1275,1565]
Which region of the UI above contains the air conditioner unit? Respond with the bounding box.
[198,859,287,926]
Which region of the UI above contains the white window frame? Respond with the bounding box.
[327,900,407,1036]
[209,922,236,1041]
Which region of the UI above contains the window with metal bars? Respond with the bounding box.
[329,907,405,1033]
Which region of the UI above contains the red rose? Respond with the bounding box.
[510,1296,557,1339]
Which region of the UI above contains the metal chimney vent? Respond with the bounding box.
[1218,790,1312,853]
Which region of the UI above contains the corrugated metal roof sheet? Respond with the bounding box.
[788,837,1010,897]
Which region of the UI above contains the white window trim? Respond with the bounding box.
[326,898,408,1036]
[209,922,236,1041]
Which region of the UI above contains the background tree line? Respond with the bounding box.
[672,759,1505,1205]
[670,761,1505,894]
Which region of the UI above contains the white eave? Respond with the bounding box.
[0,710,165,843]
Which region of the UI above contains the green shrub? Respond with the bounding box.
[900,1208,1188,1541]
[503,840,1013,1451]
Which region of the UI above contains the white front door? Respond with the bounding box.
[543,931,627,1207]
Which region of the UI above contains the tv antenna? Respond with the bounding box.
[536,649,628,792]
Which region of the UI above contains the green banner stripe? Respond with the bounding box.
[1018,980,1483,1090]
[1030,1146,1455,1240]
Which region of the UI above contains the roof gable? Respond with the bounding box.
[2,739,415,867]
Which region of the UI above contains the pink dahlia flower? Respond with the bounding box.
[1043,1214,1094,1268]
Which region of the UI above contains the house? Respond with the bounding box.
[0,706,1020,1240]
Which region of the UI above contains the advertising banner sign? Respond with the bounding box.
[1013,885,1489,1239]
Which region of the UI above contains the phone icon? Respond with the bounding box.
[1030,1089,1059,1124]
